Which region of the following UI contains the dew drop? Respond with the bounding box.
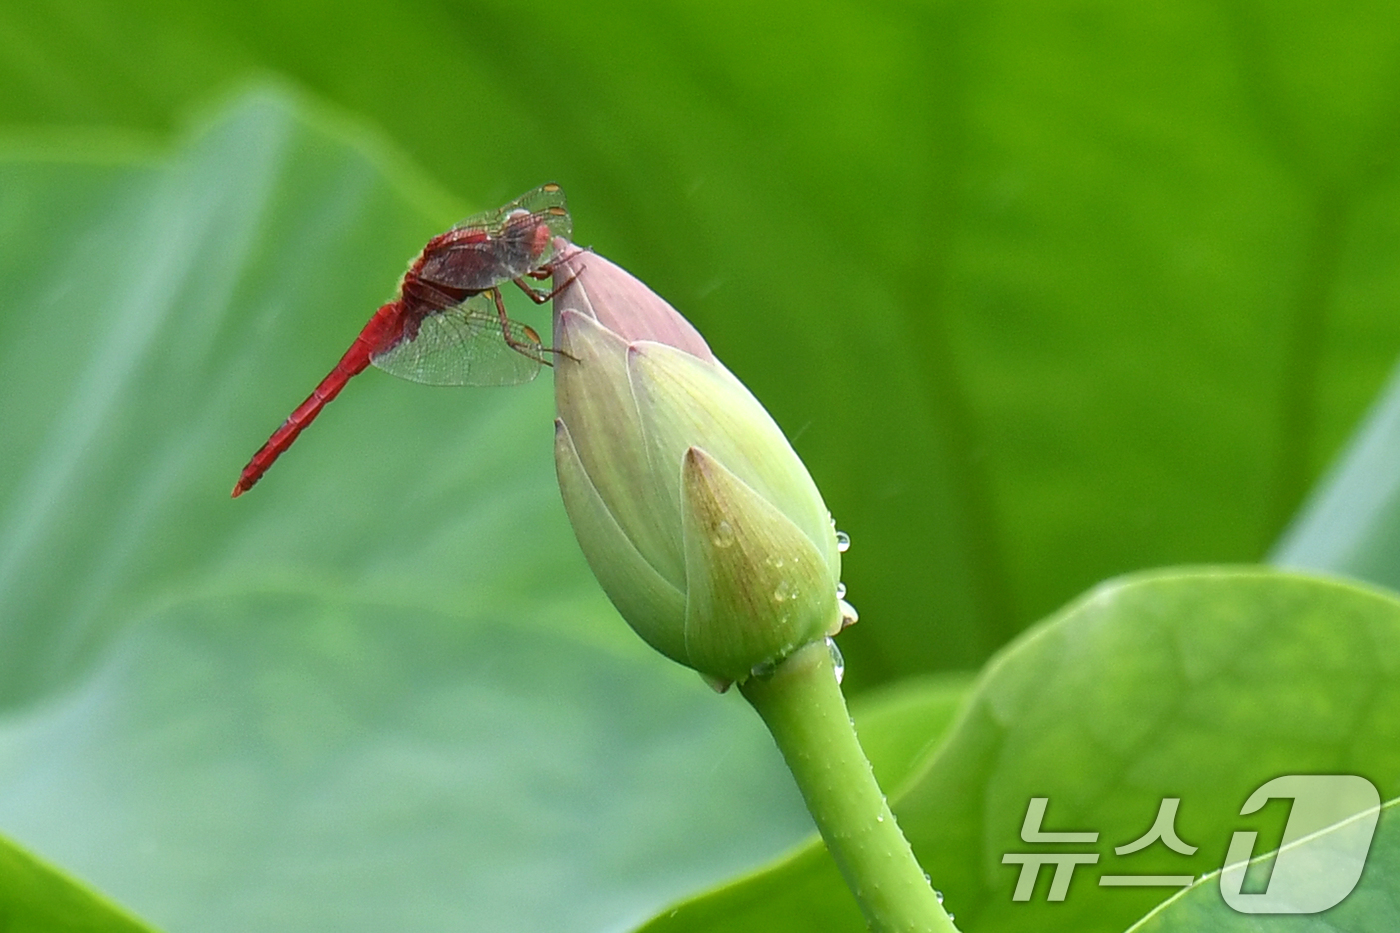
[773,580,797,603]
[835,530,851,552]
[838,599,860,629]
[750,658,777,680]
[934,888,943,904]
[826,636,844,684]
[835,581,847,599]
[711,520,735,548]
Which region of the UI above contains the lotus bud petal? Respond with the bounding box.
[551,242,841,683]
[680,446,841,681]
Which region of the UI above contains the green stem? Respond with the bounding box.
[740,640,957,933]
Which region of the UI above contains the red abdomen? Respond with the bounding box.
[231,302,406,497]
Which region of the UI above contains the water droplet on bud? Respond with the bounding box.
[826,636,845,684]
[712,520,735,548]
[838,599,859,629]
[835,530,851,552]
[750,658,777,680]
[835,581,847,599]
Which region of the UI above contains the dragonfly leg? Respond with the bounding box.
[524,245,593,282]
[512,272,578,305]
[535,344,581,365]
[513,251,587,304]
[490,288,578,365]
[512,279,551,303]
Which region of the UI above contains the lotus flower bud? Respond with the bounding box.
[551,242,843,685]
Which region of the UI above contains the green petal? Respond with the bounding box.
[554,419,689,664]
[680,446,841,682]
[628,342,840,579]
[554,309,686,588]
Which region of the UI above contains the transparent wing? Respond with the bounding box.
[369,291,543,387]
[417,184,573,293]
[452,182,570,237]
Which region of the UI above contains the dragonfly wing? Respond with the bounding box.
[418,185,572,292]
[369,292,543,387]
[452,182,569,235]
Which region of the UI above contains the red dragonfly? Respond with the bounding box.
[232,182,572,497]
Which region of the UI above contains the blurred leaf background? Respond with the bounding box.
[10,0,1400,680]
[3,1,1400,931]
